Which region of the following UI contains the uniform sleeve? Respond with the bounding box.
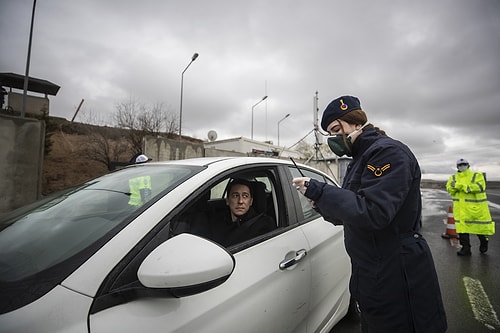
[305,143,418,231]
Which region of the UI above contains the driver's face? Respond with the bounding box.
[227,184,253,221]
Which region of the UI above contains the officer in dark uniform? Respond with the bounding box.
[293,95,447,333]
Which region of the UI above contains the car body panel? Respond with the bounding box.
[301,220,351,332]
[0,285,91,333]
[90,230,311,333]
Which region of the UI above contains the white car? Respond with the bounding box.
[0,157,352,333]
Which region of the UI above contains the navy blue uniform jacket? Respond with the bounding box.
[305,128,447,333]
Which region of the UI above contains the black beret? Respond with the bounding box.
[321,95,362,131]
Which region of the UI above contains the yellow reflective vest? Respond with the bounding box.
[128,176,152,207]
[446,169,495,235]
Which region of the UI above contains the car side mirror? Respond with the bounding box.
[138,233,235,296]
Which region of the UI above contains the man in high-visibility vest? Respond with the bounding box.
[446,158,495,256]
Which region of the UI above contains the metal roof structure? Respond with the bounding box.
[0,72,60,96]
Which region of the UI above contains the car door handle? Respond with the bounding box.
[279,249,307,270]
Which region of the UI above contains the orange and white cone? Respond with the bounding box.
[441,206,458,239]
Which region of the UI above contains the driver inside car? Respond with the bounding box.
[210,178,275,247]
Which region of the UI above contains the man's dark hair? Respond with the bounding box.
[227,178,254,197]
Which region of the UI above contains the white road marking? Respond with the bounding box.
[463,276,500,330]
[488,202,500,210]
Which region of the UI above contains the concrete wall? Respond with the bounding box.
[7,92,49,116]
[204,147,246,157]
[143,136,205,161]
[204,136,301,158]
[0,115,45,213]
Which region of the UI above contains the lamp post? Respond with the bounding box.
[179,52,199,139]
[251,95,268,140]
[277,113,290,146]
[22,0,37,118]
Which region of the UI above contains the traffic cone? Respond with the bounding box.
[441,206,458,239]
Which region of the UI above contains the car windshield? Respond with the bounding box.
[0,164,202,284]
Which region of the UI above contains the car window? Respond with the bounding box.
[289,166,333,221]
[209,179,229,199]
[170,168,281,249]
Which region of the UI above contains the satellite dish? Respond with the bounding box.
[207,130,218,141]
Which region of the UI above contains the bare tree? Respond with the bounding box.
[73,97,177,170]
[74,106,131,170]
[163,107,178,136]
[295,140,334,161]
[295,141,316,160]
[80,125,131,170]
[115,98,178,155]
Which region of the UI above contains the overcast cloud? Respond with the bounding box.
[1,0,499,180]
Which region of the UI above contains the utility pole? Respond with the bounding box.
[22,0,37,118]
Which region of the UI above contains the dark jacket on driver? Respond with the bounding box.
[210,207,275,247]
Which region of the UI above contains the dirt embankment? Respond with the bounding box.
[42,130,110,195]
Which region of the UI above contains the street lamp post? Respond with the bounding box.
[277,113,290,146]
[251,95,268,140]
[179,52,199,139]
[22,0,37,118]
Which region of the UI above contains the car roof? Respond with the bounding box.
[136,157,334,183]
[144,156,295,167]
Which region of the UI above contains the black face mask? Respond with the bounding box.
[326,123,369,157]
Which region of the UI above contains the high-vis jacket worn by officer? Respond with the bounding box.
[446,168,495,236]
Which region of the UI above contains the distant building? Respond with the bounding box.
[203,136,351,184]
[204,136,301,159]
[0,72,60,116]
[144,134,349,184]
[308,156,351,185]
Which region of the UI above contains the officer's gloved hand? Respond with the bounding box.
[455,183,465,192]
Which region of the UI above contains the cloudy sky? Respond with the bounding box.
[2,0,499,180]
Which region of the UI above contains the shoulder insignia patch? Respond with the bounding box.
[367,163,391,177]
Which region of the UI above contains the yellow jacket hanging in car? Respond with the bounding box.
[446,169,495,235]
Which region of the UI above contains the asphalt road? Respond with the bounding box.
[331,188,500,332]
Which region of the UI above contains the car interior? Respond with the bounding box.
[170,170,280,247]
